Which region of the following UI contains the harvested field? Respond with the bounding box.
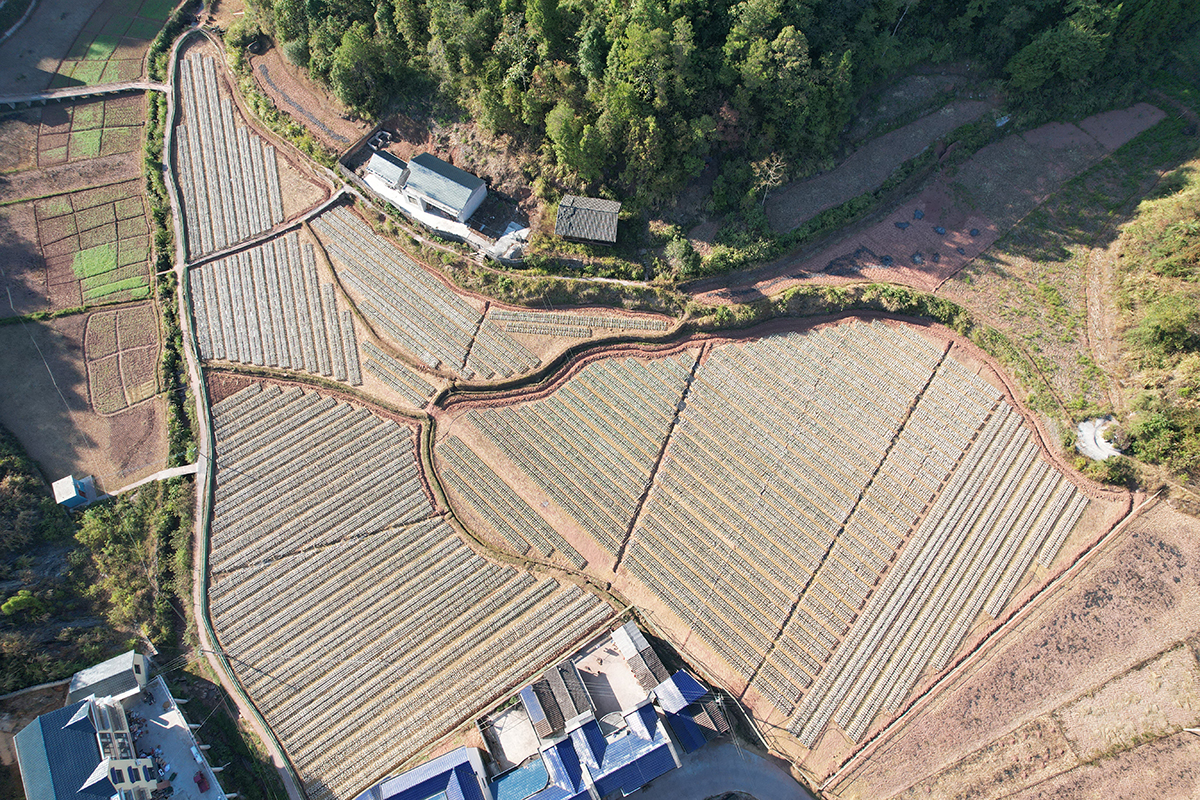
[174,43,331,259]
[767,100,992,233]
[311,205,671,384]
[0,310,167,490]
[83,304,160,414]
[48,0,176,89]
[827,501,1200,800]
[188,231,363,385]
[207,383,613,800]
[436,319,1110,763]
[700,103,1166,304]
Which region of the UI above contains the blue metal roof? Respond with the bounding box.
[405,153,484,214]
[541,739,585,793]
[591,742,676,797]
[567,721,606,770]
[14,701,110,800]
[664,711,707,754]
[624,703,659,741]
[654,671,708,713]
[370,749,485,800]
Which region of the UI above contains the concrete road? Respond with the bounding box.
[637,742,816,800]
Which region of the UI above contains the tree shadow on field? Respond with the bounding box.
[0,199,51,318]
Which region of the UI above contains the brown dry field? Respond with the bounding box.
[826,500,1200,800]
[767,99,993,233]
[0,304,167,491]
[178,36,334,226]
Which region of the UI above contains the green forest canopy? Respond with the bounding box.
[246,0,1197,204]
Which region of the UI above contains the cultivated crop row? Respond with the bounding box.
[177,53,285,258]
[207,384,611,800]
[465,352,697,553]
[189,232,363,385]
[624,323,948,699]
[361,339,435,408]
[789,403,1088,746]
[488,308,669,333]
[311,207,538,379]
[438,435,587,567]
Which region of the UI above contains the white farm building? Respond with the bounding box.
[365,151,487,223]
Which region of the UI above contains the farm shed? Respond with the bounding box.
[401,152,488,223]
[364,151,408,190]
[554,196,621,245]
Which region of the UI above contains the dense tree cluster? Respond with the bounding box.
[244,0,1196,203]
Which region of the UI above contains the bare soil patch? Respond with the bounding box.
[0,308,167,490]
[0,109,40,172]
[848,71,976,143]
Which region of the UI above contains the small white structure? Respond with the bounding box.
[52,475,95,509]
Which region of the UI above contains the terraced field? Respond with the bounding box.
[176,52,286,258]
[189,232,363,385]
[440,320,1090,749]
[207,384,613,800]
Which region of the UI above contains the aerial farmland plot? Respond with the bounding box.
[0,305,167,489]
[430,318,1130,771]
[173,38,334,261]
[307,203,674,388]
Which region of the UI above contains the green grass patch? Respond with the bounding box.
[114,197,143,220]
[71,102,104,130]
[35,196,73,218]
[125,17,163,40]
[84,34,120,61]
[138,0,176,22]
[82,262,143,291]
[72,243,117,280]
[84,276,148,302]
[99,62,122,84]
[99,14,133,37]
[118,237,149,266]
[68,60,106,86]
[99,126,138,156]
[69,129,102,160]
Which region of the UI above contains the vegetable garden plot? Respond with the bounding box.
[31,180,151,309]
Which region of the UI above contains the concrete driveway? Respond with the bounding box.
[635,742,816,800]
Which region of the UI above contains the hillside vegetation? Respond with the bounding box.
[238,0,1196,206]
